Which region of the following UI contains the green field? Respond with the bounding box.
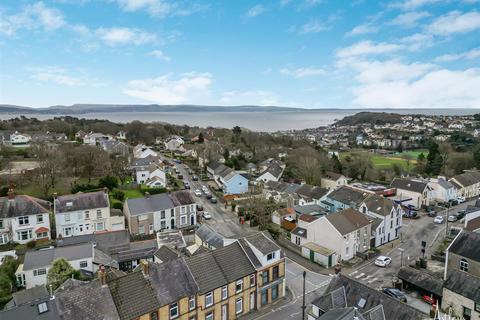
[340,149,429,171]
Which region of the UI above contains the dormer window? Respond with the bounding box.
[460,258,469,272]
[38,302,48,314]
[267,252,275,261]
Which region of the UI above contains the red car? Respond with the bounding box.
[422,295,437,305]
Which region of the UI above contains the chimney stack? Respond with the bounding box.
[141,259,149,277]
[98,265,107,286]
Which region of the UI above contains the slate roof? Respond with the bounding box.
[312,274,425,320]
[55,279,120,320]
[237,238,262,268]
[108,271,161,320]
[245,232,280,255]
[450,171,480,187]
[55,191,109,213]
[259,163,284,179]
[169,190,195,206]
[448,230,480,262]
[390,178,428,194]
[294,204,327,216]
[327,186,368,206]
[298,213,319,223]
[316,307,362,320]
[444,270,480,303]
[148,259,199,306]
[362,194,396,217]
[291,227,307,238]
[154,245,180,263]
[436,178,455,190]
[326,209,371,236]
[465,216,480,232]
[56,230,130,254]
[0,295,59,320]
[196,224,225,249]
[185,241,255,294]
[0,195,50,218]
[23,243,93,270]
[125,193,174,216]
[397,267,443,297]
[110,239,158,263]
[296,185,329,200]
[7,285,49,308]
[323,171,344,181]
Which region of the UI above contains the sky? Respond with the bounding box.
[0,0,480,109]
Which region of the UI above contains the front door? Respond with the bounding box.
[170,218,175,229]
[250,291,255,310]
[190,214,195,225]
[310,249,315,262]
[328,254,333,268]
[221,304,228,320]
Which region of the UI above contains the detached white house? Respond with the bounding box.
[0,190,51,245]
[164,135,185,151]
[16,242,94,289]
[428,177,457,203]
[133,144,158,159]
[359,194,403,248]
[390,178,433,209]
[54,190,124,238]
[256,162,285,183]
[136,164,167,187]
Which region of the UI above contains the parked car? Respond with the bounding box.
[456,210,466,219]
[434,216,444,224]
[449,199,458,206]
[192,175,199,181]
[184,182,190,189]
[177,174,183,180]
[195,189,202,197]
[210,197,218,204]
[404,210,418,219]
[422,295,437,305]
[375,256,392,267]
[448,214,457,222]
[196,204,204,211]
[382,288,407,303]
[457,196,466,204]
[206,194,213,200]
[202,212,212,220]
[427,211,437,217]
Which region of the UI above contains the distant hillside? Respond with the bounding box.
[334,112,404,126]
[0,104,312,114]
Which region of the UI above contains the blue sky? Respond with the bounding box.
[1,0,479,109]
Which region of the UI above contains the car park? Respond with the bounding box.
[202,212,212,220]
[375,256,392,267]
[382,288,407,303]
[434,216,444,224]
[195,189,202,196]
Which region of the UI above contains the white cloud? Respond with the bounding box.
[220,90,280,106]
[426,10,480,35]
[435,48,480,62]
[400,33,435,51]
[298,20,330,34]
[0,1,65,36]
[280,67,325,78]
[345,24,379,37]
[147,50,171,61]
[29,66,85,86]
[336,41,403,58]
[124,72,212,104]
[96,27,156,46]
[115,0,206,17]
[390,11,431,27]
[246,5,266,17]
[390,0,445,10]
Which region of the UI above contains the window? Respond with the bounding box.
[36,214,44,224]
[80,261,88,268]
[0,219,3,229]
[273,266,279,280]
[346,247,349,255]
[84,211,90,219]
[460,258,469,272]
[149,224,154,232]
[267,252,275,261]
[390,220,393,228]
[17,230,32,241]
[236,280,243,293]
[0,233,8,245]
[138,225,145,235]
[95,222,105,231]
[18,216,29,225]
[262,271,269,284]
[205,311,213,320]
[250,274,256,287]
[65,213,71,222]
[161,210,166,219]
[295,236,301,245]
[235,298,243,315]
[261,290,268,306]
[475,303,480,313]
[37,231,48,239]
[170,302,178,319]
[96,210,102,219]
[272,284,279,300]
[38,302,48,314]
[150,311,158,320]
[181,215,187,225]
[33,268,47,276]
[221,286,228,300]
[189,296,196,310]
[181,206,186,214]
[205,292,213,307]
[463,306,471,319]
[161,221,166,229]
[77,212,83,220]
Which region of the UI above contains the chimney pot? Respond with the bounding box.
[98,265,107,286]
[141,259,149,277]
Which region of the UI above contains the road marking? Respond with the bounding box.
[349,270,358,276]
[355,272,365,279]
[368,277,378,283]
[365,275,373,280]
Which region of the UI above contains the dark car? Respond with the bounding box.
[184,182,190,189]
[192,175,199,181]
[456,210,466,219]
[210,197,218,204]
[449,199,458,206]
[196,204,204,211]
[382,288,407,303]
[177,174,183,180]
[206,194,213,200]
[427,211,437,217]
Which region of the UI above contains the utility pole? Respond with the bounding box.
[301,271,306,320]
[445,204,449,236]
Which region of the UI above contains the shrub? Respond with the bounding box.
[26,240,36,249]
[141,187,167,195]
[71,183,99,194]
[112,202,123,210]
[99,175,118,190]
[112,190,125,201]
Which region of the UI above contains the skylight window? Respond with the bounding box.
[38,302,48,314]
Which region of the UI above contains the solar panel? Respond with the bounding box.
[331,286,347,308]
[365,305,386,320]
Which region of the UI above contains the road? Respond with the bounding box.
[351,199,473,289]
[168,157,254,238]
[247,258,331,320]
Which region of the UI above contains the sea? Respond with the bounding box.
[0,108,477,132]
